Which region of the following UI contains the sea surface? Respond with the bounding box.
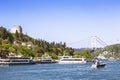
[0,60,120,80]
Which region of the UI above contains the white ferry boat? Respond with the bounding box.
[40,56,57,64]
[33,56,57,64]
[58,56,86,64]
[0,57,35,65]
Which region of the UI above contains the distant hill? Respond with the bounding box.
[93,44,120,58]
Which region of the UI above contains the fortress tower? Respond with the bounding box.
[11,25,22,33]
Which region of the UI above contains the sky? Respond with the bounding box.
[0,0,120,48]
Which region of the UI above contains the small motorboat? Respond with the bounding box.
[91,58,106,68]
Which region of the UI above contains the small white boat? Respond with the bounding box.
[91,58,106,68]
[58,56,86,64]
[108,57,116,61]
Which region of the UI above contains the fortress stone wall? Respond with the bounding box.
[11,25,22,33]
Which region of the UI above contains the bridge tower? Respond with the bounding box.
[91,36,97,50]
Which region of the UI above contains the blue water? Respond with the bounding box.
[0,60,120,80]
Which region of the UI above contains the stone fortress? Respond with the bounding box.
[11,25,22,33]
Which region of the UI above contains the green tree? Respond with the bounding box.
[64,49,70,55]
[17,45,34,57]
[0,27,13,43]
[73,51,81,58]
[51,53,58,59]
[8,47,15,53]
[19,32,23,41]
[81,50,93,59]
[15,30,19,40]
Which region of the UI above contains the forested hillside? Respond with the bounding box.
[0,26,94,59]
[0,26,74,58]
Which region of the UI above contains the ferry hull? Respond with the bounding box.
[39,61,57,64]
[58,61,86,64]
[0,62,35,65]
[58,56,86,64]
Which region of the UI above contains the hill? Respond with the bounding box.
[0,26,94,59]
[93,44,120,58]
[0,26,74,58]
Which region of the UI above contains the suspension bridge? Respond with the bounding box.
[67,36,107,49]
